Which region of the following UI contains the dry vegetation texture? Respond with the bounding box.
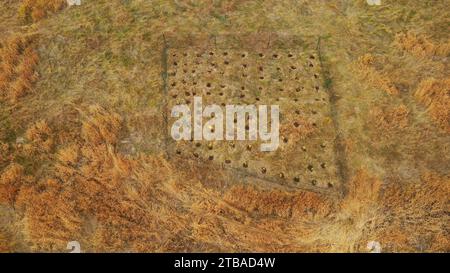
[18,0,66,23]
[369,104,409,132]
[395,32,450,58]
[0,0,449,252]
[415,78,450,133]
[354,54,399,96]
[0,35,39,104]
[374,172,450,252]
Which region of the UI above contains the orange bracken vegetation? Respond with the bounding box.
[0,101,335,252]
[0,229,14,252]
[223,185,333,219]
[23,120,55,156]
[0,102,448,251]
[355,54,399,96]
[0,35,39,104]
[0,0,448,254]
[0,142,9,164]
[374,172,450,252]
[18,0,66,23]
[414,77,450,133]
[369,104,409,132]
[324,169,448,252]
[0,163,31,206]
[395,32,450,58]
[0,104,178,251]
[81,105,123,146]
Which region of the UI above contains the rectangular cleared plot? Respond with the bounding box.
[164,36,342,195]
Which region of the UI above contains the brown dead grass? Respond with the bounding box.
[0,104,180,251]
[0,101,336,252]
[81,105,123,146]
[395,32,450,58]
[369,104,409,132]
[223,185,333,219]
[0,229,14,252]
[415,77,450,133]
[0,0,449,253]
[18,0,66,23]
[0,34,39,104]
[354,54,399,96]
[0,102,448,252]
[325,170,382,252]
[306,169,448,252]
[341,170,382,214]
[374,172,450,252]
[0,163,29,206]
[0,142,10,164]
[23,120,54,156]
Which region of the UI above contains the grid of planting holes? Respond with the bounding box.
[165,43,342,194]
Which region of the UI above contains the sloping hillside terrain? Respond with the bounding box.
[0,0,448,252]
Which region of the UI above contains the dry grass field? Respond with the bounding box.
[0,0,448,252]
